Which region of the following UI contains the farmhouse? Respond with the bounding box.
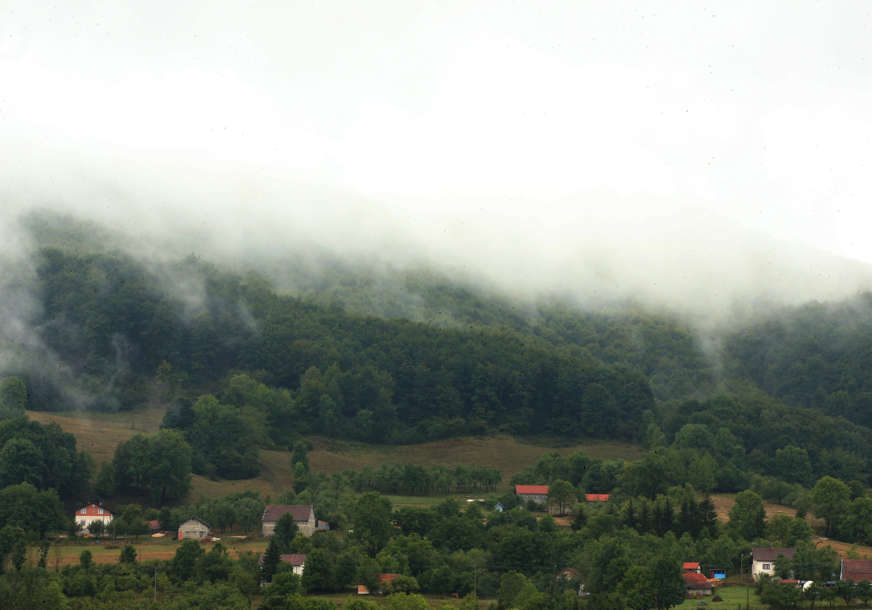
[751,547,795,581]
[515,485,549,506]
[74,504,113,533]
[841,559,872,583]
[258,553,307,576]
[262,504,317,537]
[178,518,210,540]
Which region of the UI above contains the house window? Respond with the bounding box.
[763,564,770,570]
[98,509,104,515]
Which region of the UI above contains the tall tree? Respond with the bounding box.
[547,480,574,516]
[728,490,766,540]
[812,476,851,537]
[273,513,299,553]
[351,493,393,556]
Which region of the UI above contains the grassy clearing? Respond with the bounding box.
[26,408,166,465]
[26,408,644,501]
[674,584,760,609]
[35,538,268,568]
[307,435,644,481]
[307,593,492,609]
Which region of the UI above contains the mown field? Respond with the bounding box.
[33,537,268,568]
[25,408,645,501]
[674,584,760,609]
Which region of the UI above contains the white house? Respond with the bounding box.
[74,504,113,533]
[751,547,795,581]
[178,518,210,540]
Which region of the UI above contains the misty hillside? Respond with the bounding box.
[4,212,872,477]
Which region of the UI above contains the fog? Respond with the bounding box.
[3,1,872,322]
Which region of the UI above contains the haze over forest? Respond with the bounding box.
[3,1,872,324]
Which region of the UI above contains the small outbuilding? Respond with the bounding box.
[515,485,549,506]
[178,518,210,540]
[584,494,610,503]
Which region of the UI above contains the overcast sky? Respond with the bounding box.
[2,1,872,313]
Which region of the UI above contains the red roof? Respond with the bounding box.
[76,504,112,517]
[515,485,549,495]
[584,494,610,502]
[379,573,399,585]
[683,562,700,570]
[682,573,713,589]
[842,559,872,583]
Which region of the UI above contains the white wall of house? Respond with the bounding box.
[518,493,548,505]
[752,560,777,581]
[75,508,113,532]
[178,519,210,540]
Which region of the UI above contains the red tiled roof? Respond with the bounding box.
[515,485,548,496]
[584,494,610,502]
[682,573,713,589]
[515,485,549,495]
[262,505,313,523]
[683,562,700,570]
[843,559,872,583]
[379,573,399,585]
[76,504,112,517]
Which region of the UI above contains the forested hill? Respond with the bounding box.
[16,245,653,445]
[724,293,872,428]
[7,213,872,460]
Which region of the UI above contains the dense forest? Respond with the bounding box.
[5,212,872,481]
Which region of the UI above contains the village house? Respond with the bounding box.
[262,504,317,537]
[258,553,307,576]
[584,494,610,503]
[74,504,113,533]
[751,547,796,581]
[682,562,701,574]
[682,572,714,597]
[841,559,872,583]
[515,485,549,506]
[178,518,210,540]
